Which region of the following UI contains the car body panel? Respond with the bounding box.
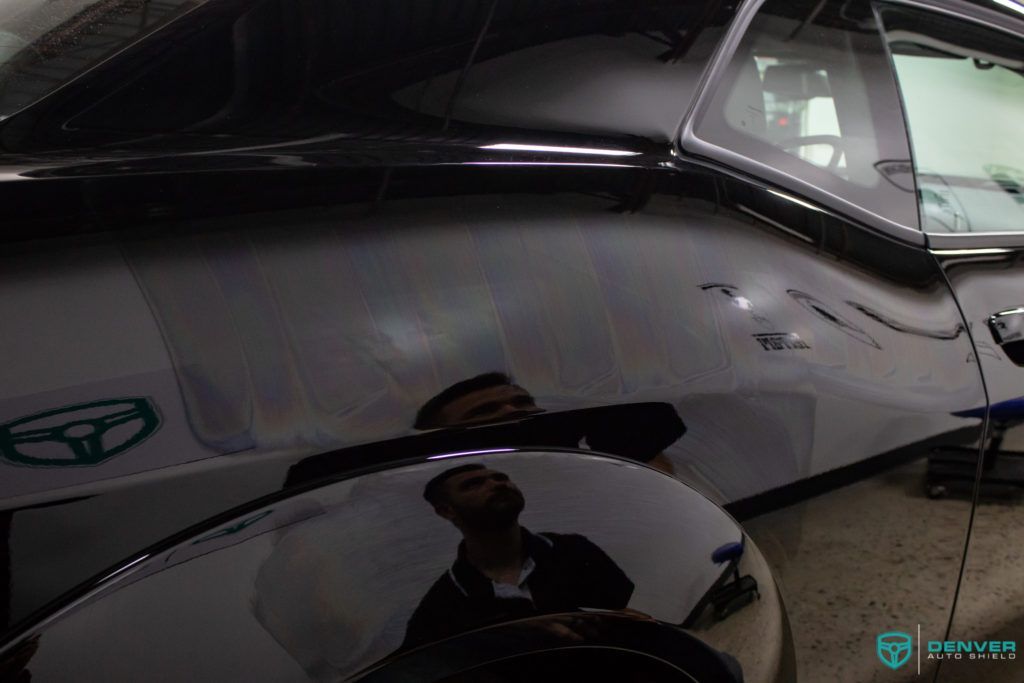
[933,248,1024,681]
[0,0,1016,680]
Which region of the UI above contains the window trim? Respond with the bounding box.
[677,0,928,247]
[884,0,1024,43]
[928,231,1024,251]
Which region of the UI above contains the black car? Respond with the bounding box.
[1,0,1023,680]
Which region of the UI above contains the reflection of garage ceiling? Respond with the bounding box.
[394,33,708,141]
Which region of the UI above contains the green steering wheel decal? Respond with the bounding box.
[0,398,161,467]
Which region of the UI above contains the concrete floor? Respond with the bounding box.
[744,438,1024,682]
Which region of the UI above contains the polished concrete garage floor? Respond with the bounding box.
[744,431,1024,683]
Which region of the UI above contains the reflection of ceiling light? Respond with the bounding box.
[427,448,516,460]
[465,162,633,169]
[99,553,151,583]
[767,188,821,213]
[931,248,1012,256]
[481,143,640,157]
[993,0,1024,16]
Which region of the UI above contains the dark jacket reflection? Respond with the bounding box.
[402,527,634,650]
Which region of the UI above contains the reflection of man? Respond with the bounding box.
[414,372,542,429]
[401,463,634,650]
[414,372,677,474]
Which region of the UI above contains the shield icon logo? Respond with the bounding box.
[0,398,160,467]
[877,632,913,670]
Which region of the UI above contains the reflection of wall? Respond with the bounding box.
[1,188,979,509]
[0,244,220,498]
[394,33,714,141]
[124,194,976,502]
[0,243,233,626]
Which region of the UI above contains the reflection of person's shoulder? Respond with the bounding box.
[537,531,633,607]
[539,531,599,553]
[416,570,464,613]
[537,532,612,565]
[401,571,463,651]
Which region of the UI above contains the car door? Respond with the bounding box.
[875,2,1024,680]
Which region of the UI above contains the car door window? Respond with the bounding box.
[880,6,1024,234]
[686,0,920,233]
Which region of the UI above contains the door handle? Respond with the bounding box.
[989,308,1024,365]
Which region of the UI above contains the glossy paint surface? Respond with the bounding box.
[875,4,1024,680]
[935,250,1024,682]
[0,159,985,680]
[0,0,1007,680]
[0,450,788,681]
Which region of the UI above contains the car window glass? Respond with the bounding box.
[690,0,919,230]
[880,6,1024,234]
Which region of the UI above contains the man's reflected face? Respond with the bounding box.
[438,468,525,529]
[435,384,542,428]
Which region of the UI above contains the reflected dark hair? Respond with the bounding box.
[414,372,513,430]
[423,463,486,506]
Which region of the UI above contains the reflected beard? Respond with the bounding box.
[463,490,525,530]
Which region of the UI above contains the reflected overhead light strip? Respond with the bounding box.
[480,143,640,157]
[427,448,516,461]
[465,162,633,168]
[993,0,1024,15]
[766,188,822,213]
[737,204,815,244]
[97,554,151,584]
[930,248,1013,256]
